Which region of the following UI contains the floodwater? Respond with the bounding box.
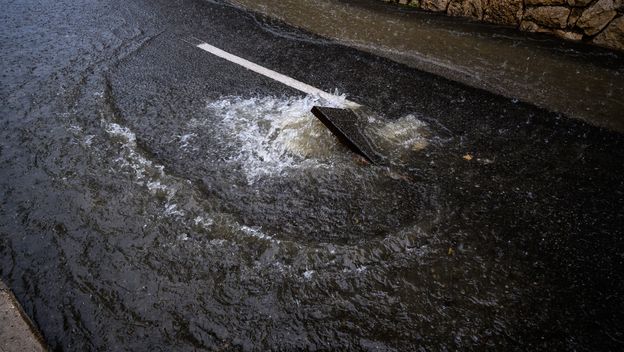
[1,0,623,351]
[230,0,624,132]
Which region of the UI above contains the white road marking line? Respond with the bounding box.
[196,42,360,108]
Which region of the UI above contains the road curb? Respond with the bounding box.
[0,280,48,352]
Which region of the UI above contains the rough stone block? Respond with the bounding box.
[526,0,567,5]
[482,0,523,25]
[554,29,584,40]
[520,20,542,32]
[567,0,594,7]
[577,0,618,35]
[520,20,557,33]
[448,0,484,20]
[593,15,624,49]
[568,7,585,27]
[524,6,571,28]
[381,0,624,51]
[420,0,450,12]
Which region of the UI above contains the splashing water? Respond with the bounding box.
[204,95,431,183]
[206,95,348,183]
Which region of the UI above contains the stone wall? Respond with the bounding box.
[387,0,624,51]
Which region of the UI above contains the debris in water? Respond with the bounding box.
[463,153,474,161]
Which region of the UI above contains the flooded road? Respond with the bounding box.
[1,0,623,350]
[231,0,624,132]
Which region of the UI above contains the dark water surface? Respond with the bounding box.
[1,0,623,351]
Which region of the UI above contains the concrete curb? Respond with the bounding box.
[0,281,47,352]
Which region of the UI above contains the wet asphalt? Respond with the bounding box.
[1,0,624,351]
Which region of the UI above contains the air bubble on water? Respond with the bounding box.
[179,133,195,149]
[303,270,315,279]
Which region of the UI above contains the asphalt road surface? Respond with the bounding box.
[1,0,623,351]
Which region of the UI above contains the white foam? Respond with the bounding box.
[303,270,315,279]
[179,133,195,149]
[84,135,94,146]
[206,96,350,184]
[194,216,214,228]
[105,122,137,146]
[146,180,169,194]
[101,122,290,246]
[103,122,187,218]
[203,96,434,181]
[367,114,429,153]
[240,225,276,241]
[164,203,184,216]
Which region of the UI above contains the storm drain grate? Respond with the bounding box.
[311,106,384,164]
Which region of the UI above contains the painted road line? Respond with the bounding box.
[195,42,361,108]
